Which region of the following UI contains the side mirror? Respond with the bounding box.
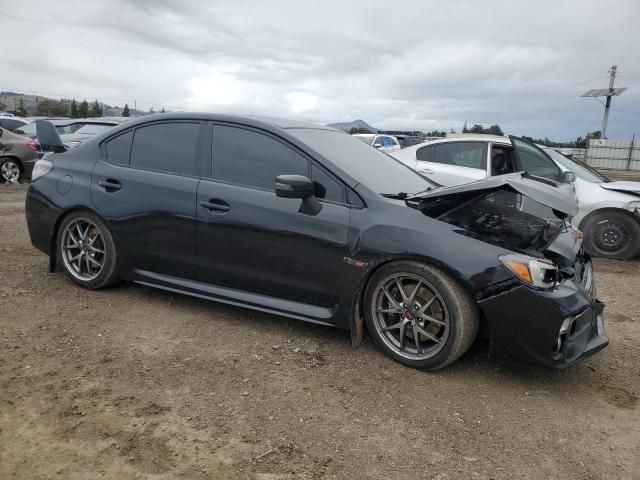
[275,174,322,215]
[561,171,576,183]
[275,175,314,199]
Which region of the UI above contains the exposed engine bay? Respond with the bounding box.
[417,188,565,254]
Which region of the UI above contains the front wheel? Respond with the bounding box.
[364,261,479,370]
[57,212,120,289]
[582,211,640,260]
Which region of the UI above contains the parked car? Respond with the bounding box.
[352,133,401,152]
[0,116,29,133]
[0,127,42,182]
[392,136,640,259]
[59,120,127,149]
[14,118,123,141]
[26,114,606,370]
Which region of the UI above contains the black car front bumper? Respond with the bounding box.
[478,276,608,369]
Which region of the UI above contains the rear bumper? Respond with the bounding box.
[479,278,608,369]
[25,184,58,256]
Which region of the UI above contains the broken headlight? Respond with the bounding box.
[499,254,559,289]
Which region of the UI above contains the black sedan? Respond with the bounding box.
[25,114,608,370]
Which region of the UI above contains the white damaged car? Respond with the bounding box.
[392,136,640,259]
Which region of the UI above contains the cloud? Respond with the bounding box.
[2,0,639,139]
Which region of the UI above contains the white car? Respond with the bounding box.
[392,136,640,260]
[352,133,401,152]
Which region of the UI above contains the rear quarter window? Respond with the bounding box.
[104,131,133,165]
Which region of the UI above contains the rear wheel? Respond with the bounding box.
[57,212,120,289]
[582,211,640,260]
[0,158,22,183]
[364,261,479,370]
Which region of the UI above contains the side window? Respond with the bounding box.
[104,130,133,165]
[512,138,562,180]
[434,142,486,169]
[212,125,308,190]
[311,164,344,203]
[130,122,200,176]
[416,145,436,162]
[373,136,383,147]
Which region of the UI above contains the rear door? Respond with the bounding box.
[415,141,487,186]
[91,121,204,279]
[195,123,350,307]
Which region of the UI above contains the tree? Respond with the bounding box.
[0,100,6,112]
[90,100,102,117]
[469,124,484,134]
[161,107,165,113]
[462,121,469,133]
[69,100,79,118]
[78,100,89,118]
[35,99,69,117]
[586,131,601,140]
[122,104,130,117]
[486,124,504,136]
[16,99,28,117]
[149,106,155,114]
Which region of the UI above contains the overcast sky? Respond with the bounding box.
[3,0,639,140]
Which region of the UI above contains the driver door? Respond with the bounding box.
[509,136,578,217]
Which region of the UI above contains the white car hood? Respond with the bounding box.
[600,181,640,197]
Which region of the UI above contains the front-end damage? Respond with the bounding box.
[405,174,608,368]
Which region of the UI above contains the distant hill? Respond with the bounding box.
[326,119,378,133]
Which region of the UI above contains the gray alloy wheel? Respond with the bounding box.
[371,273,450,361]
[61,217,106,281]
[0,159,21,183]
[57,212,120,289]
[364,261,479,370]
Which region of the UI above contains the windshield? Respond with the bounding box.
[74,124,114,135]
[16,122,37,136]
[544,149,609,183]
[289,129,435,194]
[354,135,374,145]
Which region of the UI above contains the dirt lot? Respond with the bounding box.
[1,183,638,480]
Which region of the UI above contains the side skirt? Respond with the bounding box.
[132,269,337,328]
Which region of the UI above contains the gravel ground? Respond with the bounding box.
[1,183,638,480]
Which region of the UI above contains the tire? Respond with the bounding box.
[582,211,640,260]
[56,211,120,289]
[0,157,22,183]
[363,261,479,370]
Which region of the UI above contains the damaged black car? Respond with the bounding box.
[25,114,607,370]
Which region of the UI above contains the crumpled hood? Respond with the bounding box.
[407,172,579,217]
[600,181,640,197]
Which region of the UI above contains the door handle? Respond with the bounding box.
[418,168,434,174]
[200,199,230,213]
[98,179,122,192]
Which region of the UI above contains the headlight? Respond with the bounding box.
[499,253,559,289]
[31,159,54,181]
